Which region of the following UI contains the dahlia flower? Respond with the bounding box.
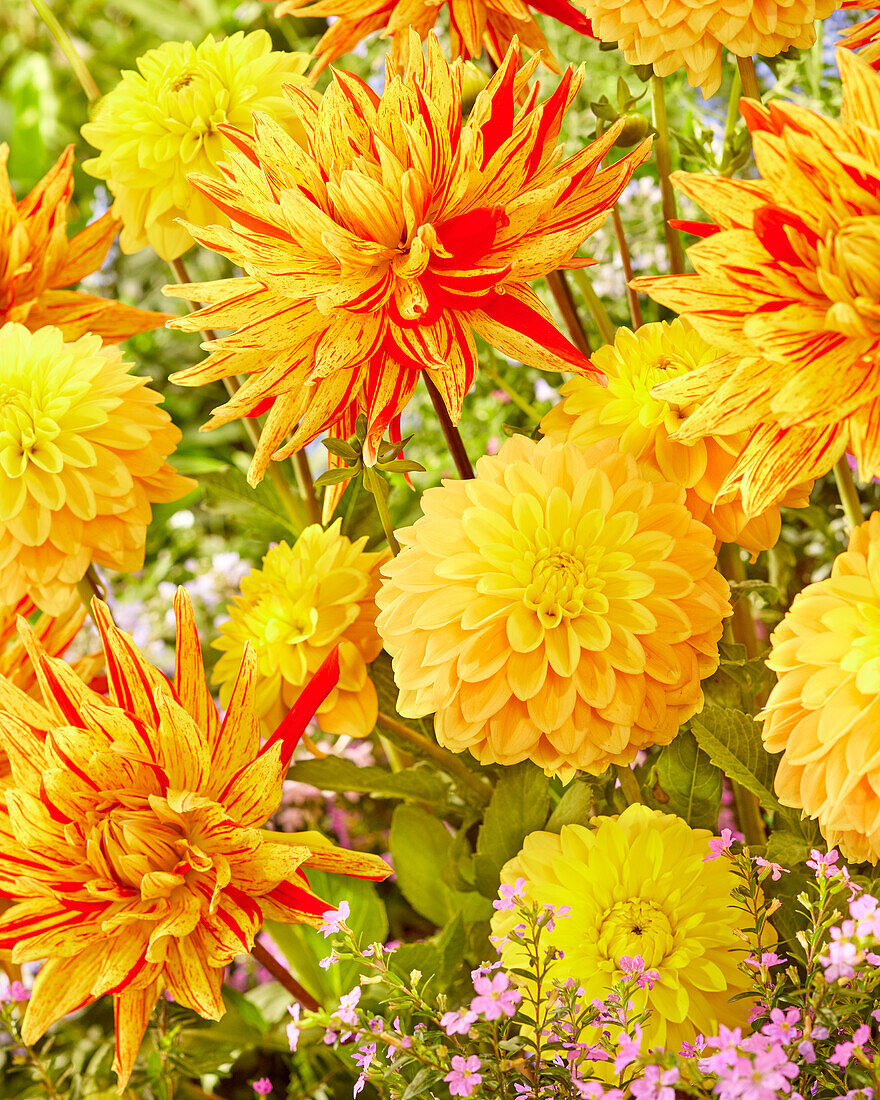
[578,0,836,94]
[0,589,390,1085]
[0,322,193,613]
[0,144,167,343]
[540,321,811,556]
[81,32,312,260]
[270,0,594,76]
[841,3,880,66]
[375,435,730,776]
[762,512,880,863]
[492,805,758,1052]
[166,35,649,491]
[635,51,880,514]
[213,521,386,738]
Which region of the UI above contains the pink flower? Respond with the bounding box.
[441,1008,478,1036]
[754,857,789,881]
[807,848,840,878]
[761,1007,800,1044]
[252,1079,273,1096]
[333,986,361,1027]
[704,829,734,862]
[319,900,350,937]
[286,1003,301,1052]
[470,972,521,1020]
[630,1065,679,1100]
[445,1055,482,1097]
[493,876,527,912]
[613,1025,642,1073]
[830,1041,854,1067]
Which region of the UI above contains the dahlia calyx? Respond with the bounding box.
[540,321,811,555]
[492,805,760,1052]
[375,435,730,776]
[213,521,386,738]
[0,588,391,1086]
[165,34,650,492]
[577,0,836,95]
[81,32,313,260]
[269,0,594,76]
[0,144,168,343]
[0,322,193,613]
[635,50,880,514]
[761,511,880,863]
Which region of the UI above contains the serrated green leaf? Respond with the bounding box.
[473,763,552,897]
[728,580,782,607]
[545,779,596,832]
[291,757,451,805]
[198,467,304,537]
[654,730,722,829]
[221,987,268,1035]
[690,706,781,809]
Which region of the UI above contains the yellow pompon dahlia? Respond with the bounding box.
[213,521,386,738]
[375,435,730,777]
[165,35,650,499]
[269,0,595,76]
[761,511,880,863]
[578,0,836,95]
[0,144,169,343]
[81,32,313,261]
[0,322,194,614]
[0,588,391,1086]
[540,321,811,556]
[841,3,880,67]
[633,51,880,515]
[492,805,759,1052]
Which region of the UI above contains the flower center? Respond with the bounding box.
[254,591,319,647]
[522,547,607,628]
[598,899,674,969]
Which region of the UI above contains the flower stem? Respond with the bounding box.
[371,483,401,556]
[251,941,320,1011]
[376,711,493,804]
[423,374,475,479]
[75,565,106,625]
[651,75,686,276]
[571,268,616,346]
[294,450,322,526]
[833,455,863,531]
[29,0,100,101]
[482,350,542,423]
[737,55,762,101]
[546,270,591,356]
[611,205,643,329]
[614,764,644,806]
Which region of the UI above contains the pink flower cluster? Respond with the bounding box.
[821,893,880,982]
[700,1025,800,1100]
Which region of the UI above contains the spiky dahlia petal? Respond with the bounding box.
[0,589,390,1086]
[375,435,730,777]
[841,2,880,67]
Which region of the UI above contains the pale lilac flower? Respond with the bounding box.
[830,1041,854,1067]
[754,857,789,881]
[704,829,735,862]
[319,900,350,937]
[470,972,521,1020]
[807,848,840,877]
[797,1040,816,1063]
[320,951,339,970]
[334,986,361,1026]
[761,1007,800,1044]
[286,1003,301,1052]
[445,1055,483,1097]
[493,877,527,912]
[441,1008,478,1036]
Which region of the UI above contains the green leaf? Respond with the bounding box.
[473,763,552,897]
[291,757,452,806]
[690,706,781,810]
[654,730,722,829]
[728,580,782,607]
[199,466,304,538]
[391,805,493,926]
[401,1067,432,1100]
[545,779,596,832]
[221,987,268,1035]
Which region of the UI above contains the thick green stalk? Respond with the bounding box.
[615,764,644,806]
[30,0,100,101]
[737,55,762,101]
[651,75,686,276]
[833,456,864,531]
[571,268,616,346]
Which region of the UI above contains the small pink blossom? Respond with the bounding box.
[493,876,527,911]
[441,1008,478,1036]
[319,900,350,937]
[252,1079,272,1096]
[445,1055,482,1097]
[704,829,734,862]
[470,971,521,1020]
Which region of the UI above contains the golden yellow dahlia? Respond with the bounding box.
[0,144,168,343]
[634,51,880,515]
[213,521,386,738]
[492,805,758,1052]
[165,35,649,495]
[578,0,836,94]
[540,321,811,556]
[0,588,390,1085]
[375,435,730,776]
[761,511,880,864]
[0,322,193,614]
[81,32,312,261]
[269,0,594,76]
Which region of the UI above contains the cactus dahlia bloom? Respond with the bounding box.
[375,435,730,776]
[0,323,193,614]
[81,32,312,261]
[841,4,880,67]
[213,522,386,738]
[761,512,880,863]
[635,51,880,515]
[492,805,759,1052]
[0,589,391,1086]
[0,144,168,343]
[166,35,649,493]
[577,0,836,95]
[270,0,594,76]
[540,321,811,556]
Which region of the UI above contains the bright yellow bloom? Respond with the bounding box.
[761,511,880,864]
[577,0,836,94]
[166,35,649,496]
[375,435,730,776]
[0,322,193,613]
[634,51,880,515]
[492,805,759,1052]
[270,0,595,76]
[213,522,386,738]
[0,144,168,343]
[81,32,312,261]
[0,589,390,1085]
[540,321,811,556]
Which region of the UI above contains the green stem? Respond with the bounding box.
[611,205,643,329]
[571,268,616,346]
[376,711,493,804]
[615,764,644,806]
[733,782,767,848]
[720,68,743,175]
[737,55,762,101]
[833,455,863,531]
[371,484,401,556]
[483,350,542,422]
[75,565,105,625]
[651,75,686,276]
[30,0,100,101]
[294,450,321,526]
